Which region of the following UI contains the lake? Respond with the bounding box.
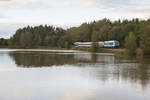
[0,49,150,100]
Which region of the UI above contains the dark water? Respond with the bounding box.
[0,49,150,100]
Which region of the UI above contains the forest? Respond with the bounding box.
[0,18,150,55]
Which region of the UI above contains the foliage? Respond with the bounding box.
[8,25,71,48]
[57,35,72,49]
[140,25,150,55]
[0,38,8,46]
[125,32,137,55]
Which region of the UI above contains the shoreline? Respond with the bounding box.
[0,46,125,54]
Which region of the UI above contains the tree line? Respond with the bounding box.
[0,18,150,55]
[0,38,8,46]
[9,25,72,49]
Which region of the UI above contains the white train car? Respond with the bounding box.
[74,42,92,47]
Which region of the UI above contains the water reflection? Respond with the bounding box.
[9,51,120,67]
[0,50,150,100]
[8,51,150,87]
[9,52,76,67]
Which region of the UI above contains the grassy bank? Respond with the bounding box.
[0,46,10,48]
[99,48,125,54]
[71,46,125,54]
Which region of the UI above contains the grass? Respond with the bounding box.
[72,46,125,54]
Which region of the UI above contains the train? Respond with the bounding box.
[74,40,119,48]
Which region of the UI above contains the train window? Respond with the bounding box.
[104,42,113,45]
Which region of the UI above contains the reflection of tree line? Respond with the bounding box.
[76,54,150,89]
[87,60,150,89]
[8,52,131,67]
[74,53,119,64]
[113,58,150,89]
[9,52,77,67]
[10,52,119,67]
[9,52,150,88]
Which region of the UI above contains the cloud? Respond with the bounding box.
[61,0,100,8]
[118,2,150,19]
[0,0,11,1]
[0,13,6,18]
[0,0,97,8]
[61,0,135,8]
[121,4,150,13]
[0,0,40,8]
[99,0,131,7]
[0,0,134,9]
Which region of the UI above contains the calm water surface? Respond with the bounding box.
[0,49,150,100]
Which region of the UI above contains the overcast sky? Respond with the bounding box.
[0,0,150,38]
